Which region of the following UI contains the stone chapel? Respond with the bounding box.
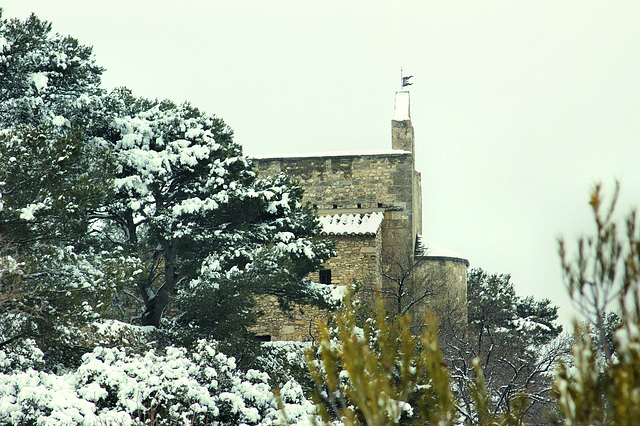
[251,90,469,341]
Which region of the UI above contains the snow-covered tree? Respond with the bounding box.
[0,128,113,248]
[0,10,334,349]
[0,13,139,365]
[0,10,104,131]
[99,89,333,334]
[0,127,133,365]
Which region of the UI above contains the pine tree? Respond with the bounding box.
[0,10,104,130]
[0,128,129,366]
[98,88,333,335]
[0,11,335,349]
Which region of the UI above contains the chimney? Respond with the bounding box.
[392,90,414,154]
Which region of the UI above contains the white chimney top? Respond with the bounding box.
[393,90,410,121]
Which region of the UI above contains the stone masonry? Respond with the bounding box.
[251,231,382,341]
[253,151,419,268]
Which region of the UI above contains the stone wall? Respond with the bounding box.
[250,230,382,342]
[316,231,382,289]
[249,107,470,340]
[392,119,414,153]
[253,153,414,212]
[413,171,422,248]
[251,295,327,342]
[253,152,418,270]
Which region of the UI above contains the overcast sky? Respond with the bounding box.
[4,1,640,326]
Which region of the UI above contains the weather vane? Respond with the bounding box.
[401,68,413,88]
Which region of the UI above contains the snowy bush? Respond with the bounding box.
[257,341,311,388]
[80,319,157,351]
[0,338,45,374]
[74,344,220,424]
[0,339,317,425]
[0,368,100,425]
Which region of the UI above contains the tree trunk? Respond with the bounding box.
[141,241,177,327]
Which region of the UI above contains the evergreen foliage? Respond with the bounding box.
[0,128,114,248]
[466,269,563,350]
[0,12,122,363]
[0,10,104,130]
[554,181,640,425]
[0,127,125,365]
[97,88,333,333]
[306,292,457,425]
[0,11,334,357]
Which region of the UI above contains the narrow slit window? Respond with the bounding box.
[319,269,332,284]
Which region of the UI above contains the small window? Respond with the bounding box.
[377,202,383,208]
[256,335,271,342]
[312,204,317,209]
[357,203,362,209]
[319,269,332,284]
[333,204,338,209]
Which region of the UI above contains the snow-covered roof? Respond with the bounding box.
[416,235,469,265]
[318,212,384,236]
[393,90,410,121]
[250,149,411,160]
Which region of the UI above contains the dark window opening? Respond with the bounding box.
[377,202,383,208]
[312,204,317,209]
[319,269,332,284]
[332,204,338,209]
[357,203,362,209]
[256,334,271,342]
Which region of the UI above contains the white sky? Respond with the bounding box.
[4,0,640,326]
